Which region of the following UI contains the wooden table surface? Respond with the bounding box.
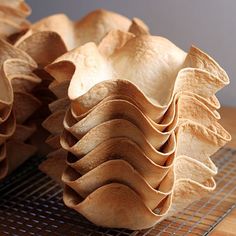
[210,106,236,236]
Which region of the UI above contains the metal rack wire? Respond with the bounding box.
[0,148,235,236]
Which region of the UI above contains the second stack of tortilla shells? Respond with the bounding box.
[0,38,43,179]
[41,31,231,229]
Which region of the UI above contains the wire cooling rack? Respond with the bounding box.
[0,148,235,236]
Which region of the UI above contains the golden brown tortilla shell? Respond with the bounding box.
[0,5,29,24]
[48,80,70,99]
[61,37,185,105]
[167,178,216,217]
[48,97,69,113]
[0,20,27,40]
[16,9,134,50]
[0,0,31,40]
[42,110,65,135]
[5,59,41,91]
[16,31,67,67]
[128,18,149,36]
[176,121,230,172]
[67,137,174,188]
[62,160,174,210]
[0,38,35,65]
[183,46,229,85]
[175,156,217,182]
[6,141,36,173]
[70,95,178,131]
[64,94,223,158]
[15,14,74,50]
[68,92,219,143]
[0,140,36,179]
[40,136,174,188]
[11,123,36,142]
[39,149,66,187]
[63,176,215,230]
[65,99,176,144]
[69,70,222,123]
[45,134,61,149]
[63,183,171,230]
[0,112,15,145]
[61,119,174,157]
[98,30,135,58]
[49,35,228,121]
[13,92,41,124]
[61,120,175,165]
[74,9,131,48]
[177,94,220,124]
[0,0,31,17]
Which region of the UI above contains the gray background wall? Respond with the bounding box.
[27,0,236,107]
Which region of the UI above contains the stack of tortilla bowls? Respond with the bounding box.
[46,31,231,230]
[0,38,41,179]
